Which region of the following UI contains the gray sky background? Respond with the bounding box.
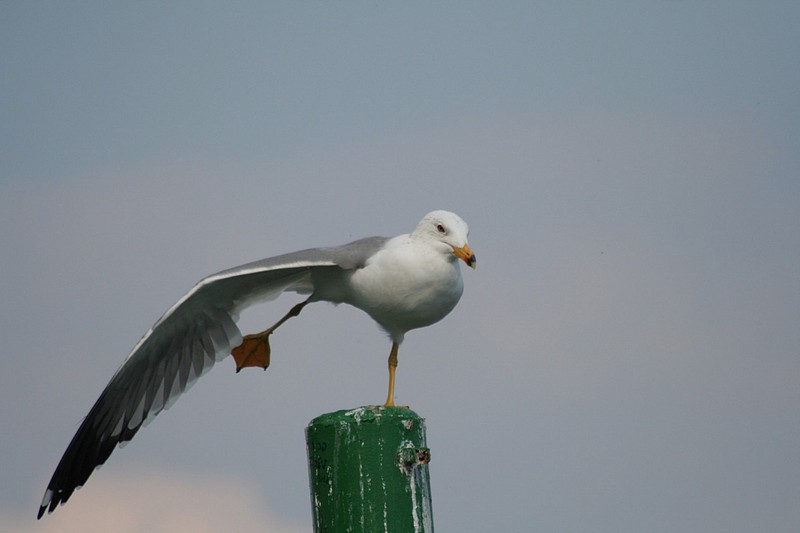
[2,2,799,532]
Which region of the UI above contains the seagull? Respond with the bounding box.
[38,210,476,518]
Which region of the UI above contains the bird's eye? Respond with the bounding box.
[436,224,446,233]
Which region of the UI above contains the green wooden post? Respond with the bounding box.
[305,405,434,532]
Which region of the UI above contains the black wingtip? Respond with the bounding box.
[37,489,53,520]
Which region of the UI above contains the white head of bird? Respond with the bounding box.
[411,210,477,269]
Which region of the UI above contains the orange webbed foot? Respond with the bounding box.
[231,332,272,372]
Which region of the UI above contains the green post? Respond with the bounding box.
[305,405,434,532]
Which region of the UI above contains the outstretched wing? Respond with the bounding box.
[38,236,388,518]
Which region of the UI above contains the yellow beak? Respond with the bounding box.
[452,243,477,269]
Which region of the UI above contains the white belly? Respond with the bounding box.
[346,240,464,340]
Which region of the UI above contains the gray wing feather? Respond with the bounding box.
[38,236,389,518]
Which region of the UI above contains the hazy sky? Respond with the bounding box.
[2,2,799,532]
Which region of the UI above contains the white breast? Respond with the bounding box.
[346,235,464,341]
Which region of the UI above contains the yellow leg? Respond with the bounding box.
[384,342,399,406]
[231,299,309,372]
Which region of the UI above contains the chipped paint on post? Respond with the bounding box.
[306,406,434,532]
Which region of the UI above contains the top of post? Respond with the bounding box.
[308,405,425,428]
